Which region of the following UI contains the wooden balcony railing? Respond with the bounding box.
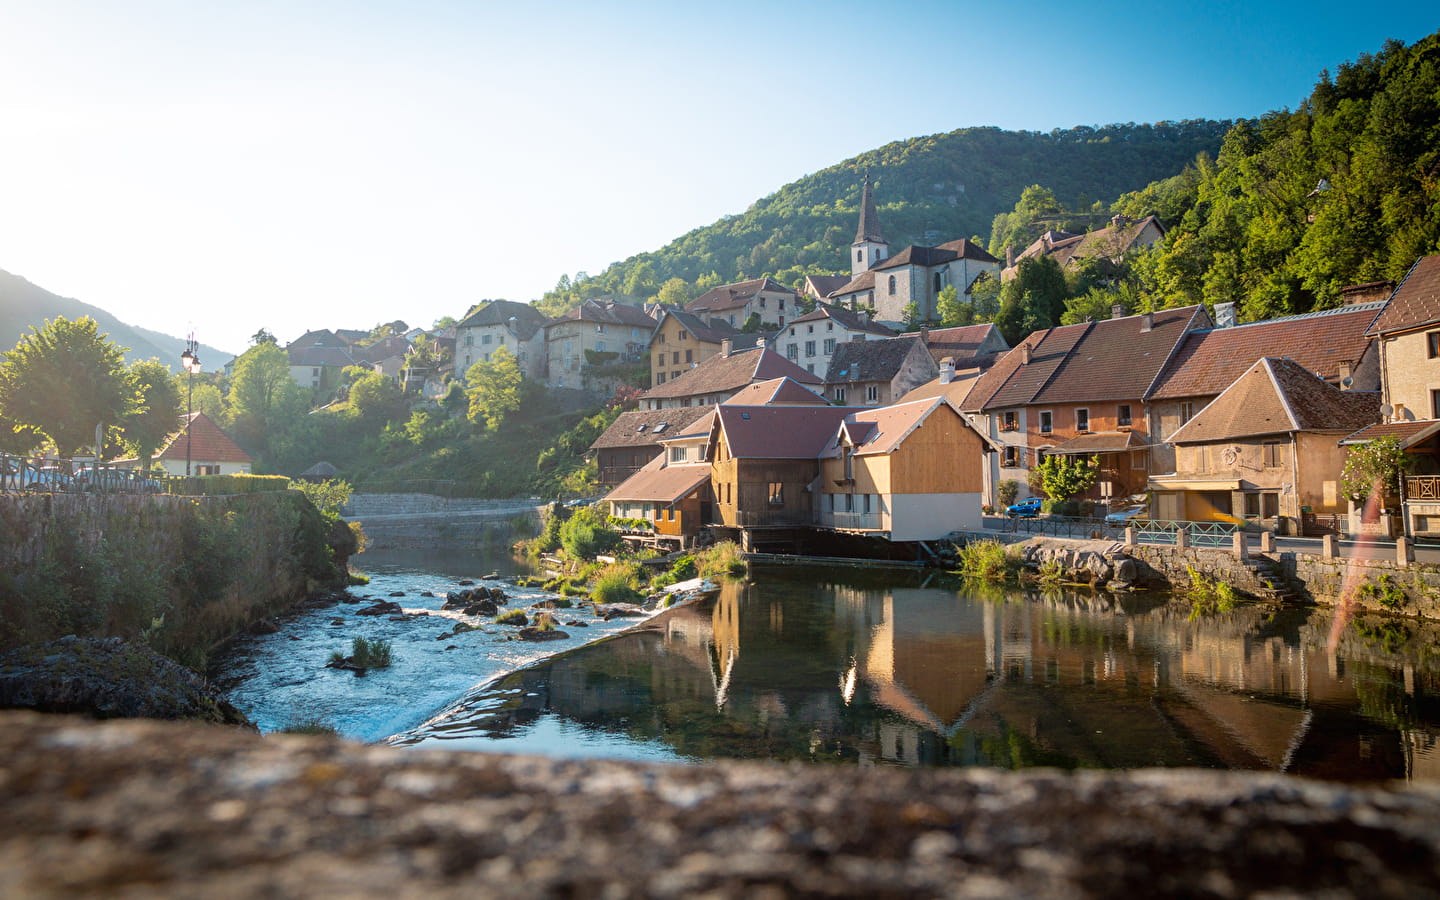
[1406,475,1440,501]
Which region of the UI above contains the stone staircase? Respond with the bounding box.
[1244,553,1298,601]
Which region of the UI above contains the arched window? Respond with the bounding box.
[856,249,863,262]
[887,275,896,295]
[934,272,942,292]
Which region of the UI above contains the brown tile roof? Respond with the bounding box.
[1169,358,1380,444]
[603,457,711,504]
[804,275,851,298]
[156,412,252,464]
[1365,255,1440,337]
[1339,420,1440,448]
[962,323,1090,412]
[901,323,1006,366]
[896,374,976,407]
[651,307,741,346]
[715,405,860,459]
[1049,216,1164,267]
[287,346,357,368]
[1033,306,1208,404]
[934,239,1001,264]
[456,300,547,340]
[824,337,931,384]
[1149,303,1383,400]
[549,300,657,329]
[1047,430,1148,455]
[827,270,875,297]
[790,304,896,336]
[722,377,830,406]
[640,347,821,400]
[686,278,798,314]
[872,240,1002,273]
[588,407,712,451]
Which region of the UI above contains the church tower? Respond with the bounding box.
[851,172,889,276]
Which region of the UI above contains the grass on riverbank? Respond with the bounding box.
[953,539,1015,582]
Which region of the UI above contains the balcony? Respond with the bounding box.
[1406,475,1440,501]
[819,511,882,531]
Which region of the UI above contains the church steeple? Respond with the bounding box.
[851,171,889,276]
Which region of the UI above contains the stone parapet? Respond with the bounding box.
[1,712,1437,898]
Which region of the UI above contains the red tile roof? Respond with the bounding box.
[603,457,711,504]
[962,323,1090,412]
[1047,430,1148,455]
[1169,358,1380,444]
[1150,303,1383,400]
[156,412,252,464]
[715,405,860,459]
[1033,306,1207,404]
[722,377,830,406]
[587,407,713,451]
[641,347,821,400]
[1365,255,1440,337]
[686,278,798,315]
[825,397,958,457]
[790,303,897,336]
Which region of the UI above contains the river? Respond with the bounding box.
[215,551,1440,782]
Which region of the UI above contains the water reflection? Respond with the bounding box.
[398,567,1440,782]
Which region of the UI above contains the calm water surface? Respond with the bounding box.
[396,565,1440,782]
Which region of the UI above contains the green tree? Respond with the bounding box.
[994,256,1069,344]
[655,277,691,306]
[0,316,133,456]
[121,358,183,466]
[901,302,923,329]
[348,370,404,421]
[466,346,524,429]
[1035,454,1100,502]
[228,341,304,452]
[936,285,975,327]
[250,328,277,346]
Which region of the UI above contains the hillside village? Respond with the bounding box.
[244,177,1440,555]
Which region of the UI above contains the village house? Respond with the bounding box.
[779,304,896,376]
[543,299,656,391]
[646,307,759,387]
[1146,300,1384,475]
[588,406,713,488]
[638,343,821,410]
[802,274,851,304]
[284,329,357,394]
[902,323,1009,369]
[604,412,716,552]
[824,336,938,408]
[141,411,253,477]
[455,300,548,380]
[1001,215,1165,281]
[1151,358,1379,533]
[816,396,992,541]
[684,277,801,329]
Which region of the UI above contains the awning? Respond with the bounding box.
[1047,431,1149,455]
[1147,478,1243,492]
[604,464,710,504]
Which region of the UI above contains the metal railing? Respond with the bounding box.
[1134,518,1236,547]
[819,511,882,530]
[0,454,166,495]
[1006,515,1120,540]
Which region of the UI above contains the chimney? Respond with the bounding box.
[939,357,956,385]
[1110,304,1124,320]
[720,338,732,358]
[1139,312,1153,333]
[1338,360,1353,386]
[1214,302,1237,329]
[920,325,929,344]
[1005,246,1016,268]
[1020,344,1032,365]
[1111,214,1127,228]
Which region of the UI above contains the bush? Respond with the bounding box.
[955,539,1013,581]
[695,542,746,579]
[558,506,621,560]
[534,612,557,632]
[1353,574,1406,610]
[998,479,1020,508]
[591,560,646,605]
[276,713,338,736]
[170,474,292,496]
[1184,565,1239,620]
[664,554,698,583]
[495,608,529,626]
[351,636,392,668]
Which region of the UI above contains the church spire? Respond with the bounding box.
[855,171,884,243]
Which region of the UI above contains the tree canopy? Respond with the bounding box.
[465,346,525,429]
[0,316,133,456]
[121,358,183,465]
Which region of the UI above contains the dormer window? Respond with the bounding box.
[653,422,669,434]
[636,424,648,433]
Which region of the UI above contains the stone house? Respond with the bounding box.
[284,329,357,394]
[543,300,656,391]
[646,308,756,388]
[902,323,1009,369]
[1001,215,1165,281]
[779,304,896,376]
[684,278,801,329]
[638,344,821,410]
[816,397,990,541]
[1152,358,1379,533]
[455,300,548,380]
[823,337,937,407]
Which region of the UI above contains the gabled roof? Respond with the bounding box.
[333,329,369,345]
[686,278,798,315]
[547,299,656,330]
[1340,420,1440,448]
[714,404,860,459]
[822,397,957,458]
[873,241,999,271]
[824,337,930,384]
[1169,358,1380,444]
[803,274,851,298]
[827,270,876,297]
[1032,306,1208,404]
[641,346,821,400]
[1150,302,1383,400]
[588,407,713,451]
[961,323,1090,413]
[287,345,357,368]
[901,323,1007,366]
[934,238,1001,264]
[603,455,711,505]
[456,300,547,340]
[896,373,977,407]
[156,412,252,464]
[790,303,897,336]
[288,329,345,349]
[722,377,831,406]
[1049,216,1164,267]
[1047,430,1149,455]
[1365,255,1440,337]
[349,335,412,364]
[649,307,742,346]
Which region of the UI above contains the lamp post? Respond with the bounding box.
[180,334,201,477]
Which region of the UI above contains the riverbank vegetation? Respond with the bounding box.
[953,539,1016,582]
[1182,564,1240,620]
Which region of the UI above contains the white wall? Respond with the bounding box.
[889,492,983,541]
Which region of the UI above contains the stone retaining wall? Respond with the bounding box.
[342,493,546,518]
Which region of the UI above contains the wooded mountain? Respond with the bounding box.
[0,268,232,369]
[542,120,1232,312]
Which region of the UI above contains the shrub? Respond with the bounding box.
[955,539,1013,581]
[664,554,698,583]
[1036,559,1063,586]
[592,560,646,605]
[351,636,393,668]
[558,506,621,560]
[1184,565,1239,620]
[998,479,1020,508]
[495,608,529,626]
[695,542,746,579]
[276,713,338,736]
[171,473,292,496]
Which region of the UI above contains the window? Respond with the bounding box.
[1002,446,1021,468]
[856,249,863,262]
[464,335,473,347]
[807,364,815,374]
[1076,408,1090,432]
[671,370,681,380]
[824,338,836,354]
[1001,411,1018,432]
[868,292,875,308]
[826,322,833,331]
[685,349,693,363]
[844,493,854,513]
[670,447,686,463]
[596,341,607,353]
[1179,402,1194,425]
[805,341,816,357]
[671,351,680,365]
[786,343,798,360]
[934,272,942,292]
[678,330,689,340]
[596,324,606,334]
[768,482,784,505]
[482,334,492,345]
[866,385,879,403]
[655,353,665,368]
[1429,332,1440,358]
[1433,389,1440,419]
[888,275,897,295]
[1039,411,1053,434]
[833,387,847,403]
[197,465,220,476]
[312,367,320,377]
[778,315,784,326]
[807,324,814,333]
[1262,441,1283,468]
[656,372,666,384]
[1117,404,1132,427]
[667,507,675,521]
[759,298,766,309]
[779,298,785,309]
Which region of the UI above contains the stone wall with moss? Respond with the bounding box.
[0,491,338,666]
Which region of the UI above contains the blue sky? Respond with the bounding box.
[0,1,1434,357]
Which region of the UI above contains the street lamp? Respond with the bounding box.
[180,334,201,477]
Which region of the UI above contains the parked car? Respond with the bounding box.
[1006,498,1043,518]
[1105,503,1149,525]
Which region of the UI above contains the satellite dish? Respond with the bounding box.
[1341,376,1354,389]
[1380,403,1394,417]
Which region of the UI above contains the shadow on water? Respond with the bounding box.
[395,565,1440,782]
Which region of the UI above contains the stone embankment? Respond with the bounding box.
[1,712,1437,898]
[343,493,548,550]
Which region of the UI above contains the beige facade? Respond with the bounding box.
[457,323,545,380]
[1378,327,1440,421]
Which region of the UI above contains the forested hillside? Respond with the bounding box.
[539,121,1231,313]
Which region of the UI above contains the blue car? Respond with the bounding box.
[1006,498,1043,518]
